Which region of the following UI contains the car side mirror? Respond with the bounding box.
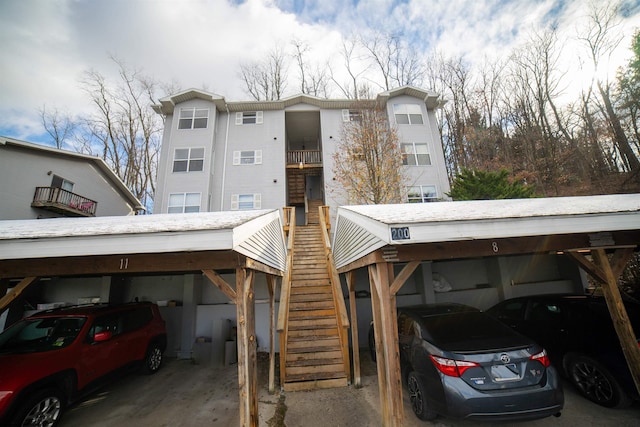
[94,330,113,342]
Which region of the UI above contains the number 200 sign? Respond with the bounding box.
[391,227,410,240]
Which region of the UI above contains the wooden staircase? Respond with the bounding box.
[280,217,350,391]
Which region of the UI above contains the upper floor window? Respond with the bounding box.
[407,185,438,203]
[168,192,201,213]
[393,104,423,125]
[231,194,261,210]
[342,109,362,122]
[401,143,431,166]
[178,108,209,129]
[236,111,263,125]
[173,147,205,172]
[233,150,262,165]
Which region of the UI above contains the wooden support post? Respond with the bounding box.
[236,268,258,427]
[0,277,38,312]
[591,249,640,396]
[267,275,277,394]
[346,271,361,388]
[369,263,404,426]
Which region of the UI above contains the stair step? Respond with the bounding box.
[289,326,338,340]
[290,293,333,302]
[289,319,337,329]
[285,357,344,367]
[289,285,332,294]
[288,337,340,349]
[289,302,335,312]
[288,333,339,342]
[284,370,347,383]
[286,349,343,362]
[287,344,342,355]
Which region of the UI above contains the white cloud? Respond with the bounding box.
[0,0,638,141]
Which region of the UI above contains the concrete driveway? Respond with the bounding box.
[60,352,639,426]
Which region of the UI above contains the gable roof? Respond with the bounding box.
[0,136,145,212]
[332,194,640,269]
[152,86,443,115]
[0,209,287,272]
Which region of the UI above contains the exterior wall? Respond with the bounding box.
[154,99,218,214]
[386,95,451,201]
[0,144,137,220]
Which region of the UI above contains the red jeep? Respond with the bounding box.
[0,302,167,426]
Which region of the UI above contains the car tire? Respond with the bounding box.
[567,354,631,408]
[9,387,64,427]
[407,371,437,421]
[143,342,163,374]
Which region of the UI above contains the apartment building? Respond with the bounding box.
[152,86,451,220]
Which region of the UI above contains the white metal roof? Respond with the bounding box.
[0,210,287,272]
[332,194,640,269]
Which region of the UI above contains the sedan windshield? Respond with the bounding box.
[0,317,86,354]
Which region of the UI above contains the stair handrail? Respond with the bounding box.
[277,207,296,385]
[318,205,351,383]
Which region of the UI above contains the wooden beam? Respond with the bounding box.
[370,263,404,426]
[0,250,241,279]
[346,271,361,388]
[202,269,237,304]
[244,257,284,277]
[369,266,389,423]
[336,231,640,273]
[390,261,420,296]
[591,249,640,396]
[565,251,607,283]
[267,275,277,394]
[236,268,258,427]
[0,277,38,312]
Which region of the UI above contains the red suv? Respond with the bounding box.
[0,302,167,426]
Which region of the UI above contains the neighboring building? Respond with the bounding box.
[151,86,451,221]
[0,137,144,220]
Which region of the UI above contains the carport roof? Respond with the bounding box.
[332,194,640,270]
[0,210,287,272]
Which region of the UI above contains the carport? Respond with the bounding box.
[0,210,287,427]
[332,194,640,426]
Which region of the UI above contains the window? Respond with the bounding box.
[235,111,263,125]
[232,150,262,165]
[173,148,205,172]
[342,109,362,122]
[393,104,423,125]
[407,185,438,203]
[401,143,431,165]
[51,175,74,192]
[168,192,201,213]
[231,194,261,210]
[178,108,208,129]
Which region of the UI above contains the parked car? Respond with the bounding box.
[368,303,563,421]
[0,302,167,427]
[486,294,640,408]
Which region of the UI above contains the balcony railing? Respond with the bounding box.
[287,150,322,166]
[32,187,97,217]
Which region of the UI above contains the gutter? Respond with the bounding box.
[220,104,231,211]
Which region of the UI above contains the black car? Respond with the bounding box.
[368,303,563,421]
[486,294,640,408]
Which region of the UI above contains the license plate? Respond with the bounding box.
[491,363,521,382]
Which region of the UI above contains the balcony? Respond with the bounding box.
[32,187,97,217]
[287,150,322,168]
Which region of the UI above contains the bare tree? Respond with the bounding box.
[76,57,162,210]
[292,39,330,97]
[329,37,370,99]
[39,106,76,149]
[362,32,425,90]
[578,1,640,172]
[239,45,288,100]
[332,103,406,204]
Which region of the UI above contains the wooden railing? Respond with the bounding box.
[319,205,351,383]
[32,187,97,216]
[287,150,322,165]
[277,207,296,385]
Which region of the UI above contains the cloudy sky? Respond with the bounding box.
[1,0,639,143]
